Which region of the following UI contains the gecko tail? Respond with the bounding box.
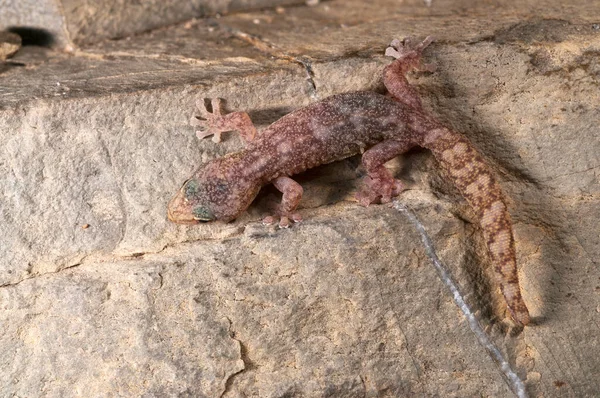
[421,127,531,325]
[504,286,531,326]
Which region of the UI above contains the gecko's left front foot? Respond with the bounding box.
[263,212,303,229]
[262,176,304,228]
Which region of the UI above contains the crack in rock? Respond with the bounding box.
[223,26,319,99]
[0,259,85,289]
[220,316,253,397]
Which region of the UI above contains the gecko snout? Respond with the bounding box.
[167,179,217,224]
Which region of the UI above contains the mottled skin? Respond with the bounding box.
[168,37,531,325]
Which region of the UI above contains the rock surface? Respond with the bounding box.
[1,0,600,396]
[0,31,21,60]
[0,0,303,48]
[1,205,517,397]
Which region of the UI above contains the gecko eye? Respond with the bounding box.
[193,206,215,222]
[184,179,199,198]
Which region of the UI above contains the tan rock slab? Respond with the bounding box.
[0,0,599,395]
[0,0,304,48]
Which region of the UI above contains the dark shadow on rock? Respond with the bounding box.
[8,26,54,47]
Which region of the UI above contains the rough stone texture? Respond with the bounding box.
[0,0,303,48]
[1,0,600,396]
[1,206,516,397]
[0,31,21,60]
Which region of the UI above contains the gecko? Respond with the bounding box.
[167,37,531,326]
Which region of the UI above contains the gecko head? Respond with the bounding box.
[167,160,260,224]
[167,178,217,224]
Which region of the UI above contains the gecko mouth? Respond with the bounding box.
[167,205,199,225]
[167,188,217,224]
[167,191,199,225]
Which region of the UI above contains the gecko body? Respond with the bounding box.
[168,37,531,326]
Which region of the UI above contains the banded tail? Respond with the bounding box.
[421,127,531,325]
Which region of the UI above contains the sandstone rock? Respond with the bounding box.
[0,0,304,48]
[1,0,599,396]
[0,206,515,397]
[0,31,21,60]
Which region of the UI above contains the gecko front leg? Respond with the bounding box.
[191,98,257,143]
[263,176,303,228]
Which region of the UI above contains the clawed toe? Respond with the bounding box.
[279,216,291,228]
[190,115,205,127]
[385,36,435,61]
[356,176,405,206]
[191,98,227,142]
[389,38,402,49]
[262,212,302,228]
[196,129,223,143]
[190,98,257,144]
[356,177,379,206]
[195,98,223,118]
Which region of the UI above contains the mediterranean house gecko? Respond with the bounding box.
[168,37,531,326]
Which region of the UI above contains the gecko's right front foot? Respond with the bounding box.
[191,98,228,143]
[191,98,257,143]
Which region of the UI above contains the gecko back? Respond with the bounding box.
[168,36,531,325]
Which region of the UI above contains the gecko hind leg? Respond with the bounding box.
[357,139,415,206]
[191,98,257,143]
[262,176,303,228]
[383,36,436,112]
[385,36,436,72]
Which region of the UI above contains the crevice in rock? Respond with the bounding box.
[0,223,242,288]
[221,26,319,99]
[72,48,232,66]
[358,375,367,398]
[220,316,254,397]
[0,258,85,289]
[0,201,362,289]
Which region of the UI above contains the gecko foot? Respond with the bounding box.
[385,36,436,72]
[356,168,405,206]
[191,98,257,143]
[263,213,303,228]
[191,98,227,143]
[263,176,303,228]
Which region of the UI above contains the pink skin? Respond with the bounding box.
[168,37,531,325]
